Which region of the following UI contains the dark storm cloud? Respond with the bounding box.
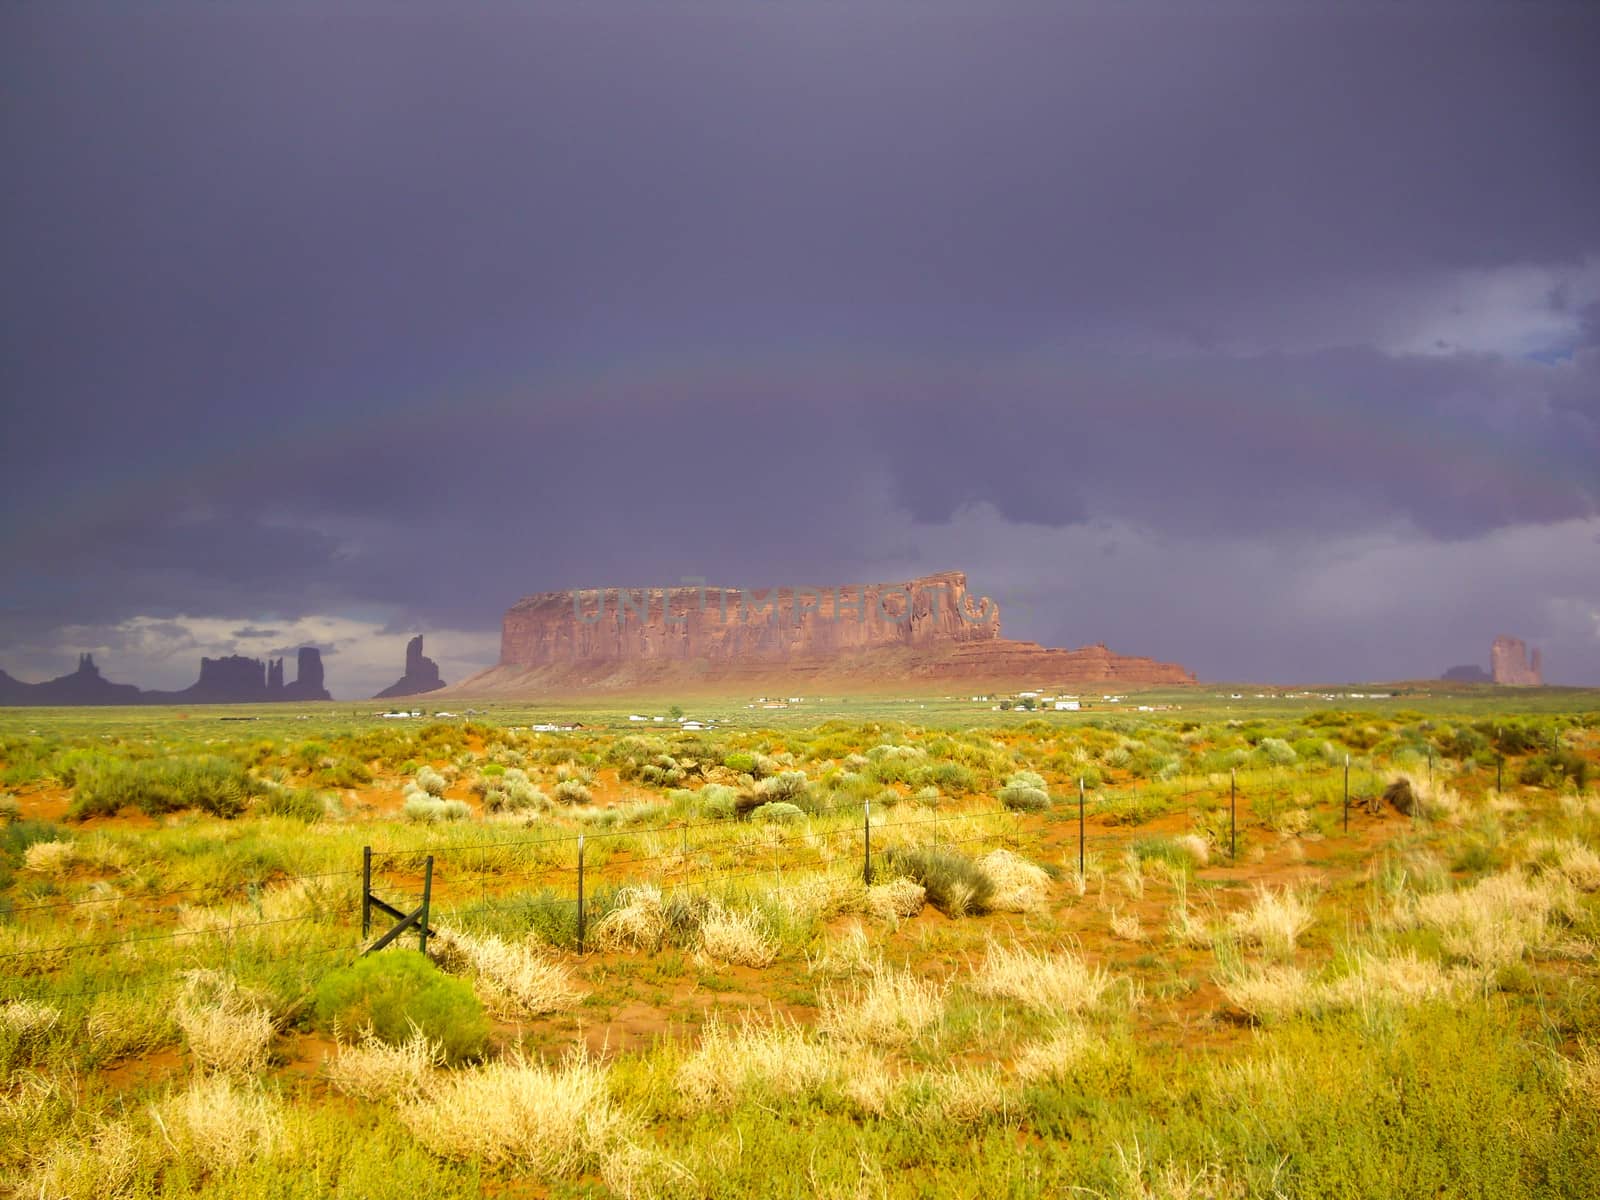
[1,1,1597,685]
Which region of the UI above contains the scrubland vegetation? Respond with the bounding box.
[0,692,1597,1198]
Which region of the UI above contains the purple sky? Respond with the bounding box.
[2,1,1597,697]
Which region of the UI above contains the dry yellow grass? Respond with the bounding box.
[1117,848,1145,900]
[1319,950,1471,1011]
[0,999,61,1041]
[677,1012,840,1109]
[23,1118,146,1200]
[925,1064,1015,1128]
[696,904,777,968]
[399,1047,634,1179]
[1217,963,1313,1022]
[778,872,866,923]
[174,970,274,1075]
[589,884,667,953]
[967,940,1114,1013]
[866,876,926,920]
[977,848,1051,913]
[806,921,873,977]
[1398,870,1572,969]
[1228,885,1317,958]
[1013,1021,1094,1084]
[1109,908,1145,942]
[151,1074,284,1171]
[325,1027,443,1101]
[1530,837,1600,893]
[22,839,75,877]
[430,928,582,1016]
[818,961,947,1046]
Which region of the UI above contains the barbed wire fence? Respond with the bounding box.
[0,751,1438,1004]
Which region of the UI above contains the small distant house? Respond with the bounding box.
[1054,700,1080,711]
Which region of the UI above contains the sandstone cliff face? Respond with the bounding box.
[375,635,447,699]
[501,571,1000,669]
[458,570,1193,694]
[1491,636,1543,686]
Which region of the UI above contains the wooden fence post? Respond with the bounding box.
[418,857,433,957]
[361,846,373,939]
[576,835,586,955]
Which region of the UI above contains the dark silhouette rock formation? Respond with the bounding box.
[279,647,330,701]
[1,648,333,707]
[374,636,446,699]
[452,570,1196,695]
[1441,664,1492,684]
[1491,636,1543,686]
[0,654,144,706]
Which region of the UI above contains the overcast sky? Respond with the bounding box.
[2,0,1597,698]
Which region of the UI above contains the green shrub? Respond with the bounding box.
[723,752,757,775]
[554,779,592,806]
[312,951,488,1063]
[750,801,805,823]
[917,761,979,793]
[312,756,372,788]
[698,783,739,819]
[69,755,261,820]
[1130,836,1202,872]
[483,768,547,813]
[403,789,470,823]
[884,847,994,916]
[1258,738,1299,765]
[999,771,1051,811]
[257,785,327,821]
[1519,750,1588,790]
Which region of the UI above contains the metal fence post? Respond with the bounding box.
[418,856,433,957]
[576,835,586,955]
[863,800,872,885]
[361,846,372,939]
[1078,777,1086,878]
[1343,755,1349,833]
[1230,768,1237,861]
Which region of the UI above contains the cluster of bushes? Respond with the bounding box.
[256,782,330,821]
[1519,749,1589,790]
[478,767,549,814]
[403,767,469,823]
[68,755,265,820]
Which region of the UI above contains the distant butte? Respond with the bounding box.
[1491,635,1544,687]
[0,648,331,706]
[374,635,447,699]
[448,570,1195,695]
